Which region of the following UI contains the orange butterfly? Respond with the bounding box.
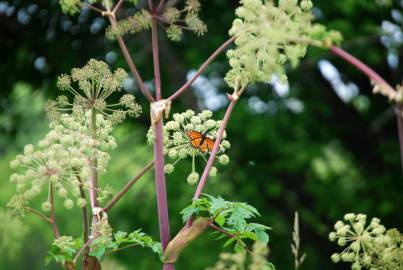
[186,130,215,153]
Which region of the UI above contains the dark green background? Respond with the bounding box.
[1,0,402,269]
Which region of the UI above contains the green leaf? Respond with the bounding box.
[256,230,269,245]
[223,238,235,248]
[214,214,226,227]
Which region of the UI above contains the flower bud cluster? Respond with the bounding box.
[47,59,142,125]
[226,0,342,90]
[106,9,152,40]
[162,0,207,41]
[148,110,231,185]
[329,213,403,269]
[106,0,206,42]
[7,111,116,215]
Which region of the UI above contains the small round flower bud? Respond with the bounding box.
[334,220,344,230]
[350,241,360,252]
[341,252,354,262]
[185,110,195,117]
[166,121,179,130]
[41,201,52,212]
[351,262,361,270]
[190,116,201,124]
[344,213,355,221]
[10,159,20,169]
[77,198,86,208]
[209,167,217,177]
[63,199,74,209]
[24,144,34,155]
[187,172,199,185]
[300,0,313,11]
[205,120,216,129]
[219,155,229,165]
[337,237,346,246]
[373,225,386,235]
[328,232,337,241]
[331,253,340,263]
[173,113,185,123]
[353,222,364,234]
[168,149,178,159]
[221,140,231,149]
[58,188,68,197]
[164,164,175,174]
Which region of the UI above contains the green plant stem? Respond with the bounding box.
[168,36,236,102]
[103,160,155,212]
[24,207,51,223]
[151,16,173,270]
[73,237,95,264]
[208,221,252,255]
[105,243,140,255]
[87,108,101,270]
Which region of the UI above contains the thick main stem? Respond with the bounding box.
[151,17,173,270]
[49,182,60,239]
[87,108,101,270]
[186,98,237,227]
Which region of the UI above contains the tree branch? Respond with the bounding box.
[103,160,155,212]
[167,36,236,102]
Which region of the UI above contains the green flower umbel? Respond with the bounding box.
[148,110,231,185]
[47,59,142,125]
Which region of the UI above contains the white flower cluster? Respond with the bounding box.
[226,0,342,90]
[47,59,142,125]
[148,110,231,185]
[329,213,403,270]
[7,111,116,215]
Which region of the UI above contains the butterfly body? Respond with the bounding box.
[186,130,215,153]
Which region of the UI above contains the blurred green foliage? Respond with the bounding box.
[0,0,402,269]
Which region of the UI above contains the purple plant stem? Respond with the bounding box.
[151,17,174,270]
[330,45,396,95]
[103,160,155,212]
[49,182,60,239]
[330,45,403,169]
[186,97,238,227]
[108,16,155,102]
[395,106,403,170]
[167,36,236,102]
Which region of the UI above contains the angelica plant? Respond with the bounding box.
[7,0,396,270]
[329,213,403,270]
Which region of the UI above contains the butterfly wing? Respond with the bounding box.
[187,130,204,149]
[203,137,215,153]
